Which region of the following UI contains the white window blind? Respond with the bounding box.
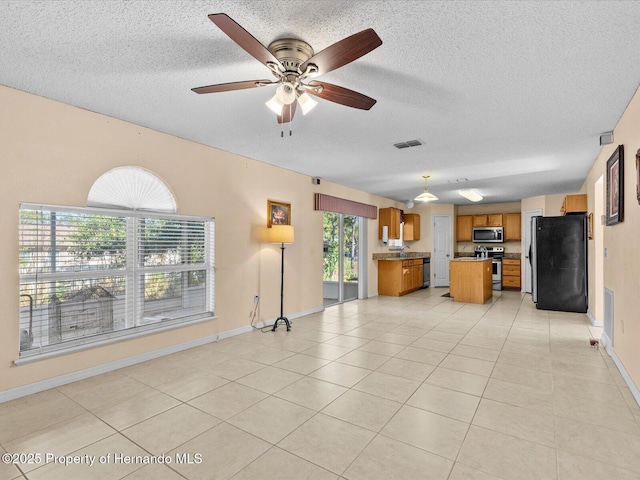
[18,203,215,359]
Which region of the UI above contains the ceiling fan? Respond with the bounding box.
[192,13,383,124]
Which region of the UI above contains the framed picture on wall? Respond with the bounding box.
[606,145,624,226]
[636,147,640,204]
[267,200,291,228]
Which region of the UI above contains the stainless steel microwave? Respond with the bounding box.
[472,227,504,243]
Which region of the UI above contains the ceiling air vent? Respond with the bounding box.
[394,139,423,149]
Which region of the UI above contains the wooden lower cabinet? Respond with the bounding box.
[378,259,424,296]
[502,258,521,288]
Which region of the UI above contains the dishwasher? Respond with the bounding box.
[421,257,430,288]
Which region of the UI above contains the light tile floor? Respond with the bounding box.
[2,289,640,479]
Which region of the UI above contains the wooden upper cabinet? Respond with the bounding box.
[456,215,473,241]
[561,194,587,215]
[503,213,521,241]
[487,214,503,226]
[472,214,488,227]
[403,213,420,241]
[379,207,401,239]
[473,214,502,226]
[457,212,520,242]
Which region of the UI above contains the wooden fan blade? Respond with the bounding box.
[300,28,382,76]
[277,102,297,124]
[192,80,275,94]
[208,13,283,69]
[307,81,376,110]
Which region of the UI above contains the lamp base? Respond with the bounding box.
[272,316,291,332]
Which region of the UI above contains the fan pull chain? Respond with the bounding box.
[279,104,293,138]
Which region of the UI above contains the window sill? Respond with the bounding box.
[13,315,217,366]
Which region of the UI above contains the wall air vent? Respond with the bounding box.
[394,140,423,149]
[600,132,614,146]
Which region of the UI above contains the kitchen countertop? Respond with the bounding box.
[451,257,492,262]
[373,251,430,260]
[454,252,522,260]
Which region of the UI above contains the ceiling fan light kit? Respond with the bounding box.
[275,82,297,105]
[192,13,382,127]
[297,92,318,115]
[265,95,284,115]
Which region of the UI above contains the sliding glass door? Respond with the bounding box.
[323,212,359,306]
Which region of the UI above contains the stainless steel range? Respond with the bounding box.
[475,245,504,291]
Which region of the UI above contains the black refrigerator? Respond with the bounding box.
[531,215,587,313]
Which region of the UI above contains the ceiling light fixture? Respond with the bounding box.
[265,96,284,115]
[298,92,318,115]
[276,82,296,104]
[266,84,318,116]
[414,175,438,202]
[459,189,483,202]
[266,82,298,115]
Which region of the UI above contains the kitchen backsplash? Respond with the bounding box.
[456,241,521,254]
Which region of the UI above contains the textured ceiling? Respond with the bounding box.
[2,0,640,205]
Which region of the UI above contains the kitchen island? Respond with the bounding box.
[449,257,492,304]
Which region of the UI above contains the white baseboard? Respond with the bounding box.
[601,332,640,408]
[587,309,603,327]
[0,305,324,404]
[0,334,219,404]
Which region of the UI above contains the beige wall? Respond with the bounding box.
[402,203,456,254]
[0,85,398,393]
[582,84,640,389]
[4,81,638,402]
[457,201,521,215]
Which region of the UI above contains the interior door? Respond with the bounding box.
[432,214,452,287]
[523,209,542,293]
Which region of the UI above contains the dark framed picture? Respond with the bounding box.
[606,145,624,226]
[267,200,291,228]
[636,147,640,204]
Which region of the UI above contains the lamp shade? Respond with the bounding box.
[270,225,295,244]
[414,191,438,201]
[275,82,296,105]
[266,95,284,115]
[414,175,438,202]
[298,92,318,115]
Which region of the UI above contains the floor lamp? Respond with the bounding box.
[269,225,294,331]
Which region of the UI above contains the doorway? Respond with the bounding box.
[323,212,359,306]
[593,175,604,325]
[432,214,452,287]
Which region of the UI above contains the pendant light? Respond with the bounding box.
[414,175,438,202]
